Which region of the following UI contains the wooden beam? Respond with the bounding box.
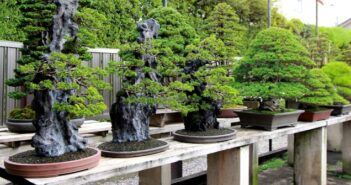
[294,127,327,185]
[139,164,171,185]
[207,145,250,185]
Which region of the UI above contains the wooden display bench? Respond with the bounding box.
[0,114,350,185]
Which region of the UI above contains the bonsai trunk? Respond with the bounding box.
[183,103,220,132]
[110,93,156,143]
[31,90,87,157]
[258,98,281,112]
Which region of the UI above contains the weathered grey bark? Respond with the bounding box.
[110,19,160,142]
[31,0,85,157]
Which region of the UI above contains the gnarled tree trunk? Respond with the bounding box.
[31,90,86,157]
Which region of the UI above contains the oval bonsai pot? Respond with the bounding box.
[298,109,333,122]
[4,148,101,178]
[173,128,236,143]
[322,104,351,116]
[6,118,85,133]
[235,110,304,131]
[218,108,238,118]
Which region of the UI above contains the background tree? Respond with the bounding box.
[234,27,315,111]
[202,3,246,58]
[338,42,351,65]
[0,0,25,41]
[322,62,351,102]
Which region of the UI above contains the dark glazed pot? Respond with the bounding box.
[235,110,304,131]
[4,148,101,178]
[6,118,85,133]
[322,104,351,116]
[298,109,333,122]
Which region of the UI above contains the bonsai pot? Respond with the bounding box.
[218,108,238,118]
[173,128,236,143]
[4,148,100,178]
[6,118,85,133]
[235,110,304,131]
[298,109,333,122]
[98,139,169,158]
[322,104,351,116]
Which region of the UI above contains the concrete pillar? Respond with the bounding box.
[342,121,351,174]
[139,164,171,185]
[249,143,259,185]
[288,134,294,166]
[327,124,343,152]
[207,145,250,185]
[294,127,327,185]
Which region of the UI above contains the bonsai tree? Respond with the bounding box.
[168,35,242,132]
[13,0,109,157]
[299,68,348,107]
[322,61,351,102]
[5,0,57,119]
[234,27,315,112]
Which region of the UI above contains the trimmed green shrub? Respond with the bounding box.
[9,107,35,120]
[322,61,351,102]
[234,27,315,111]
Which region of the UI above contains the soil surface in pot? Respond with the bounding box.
[245,109,296,115]
[98,139,167,152]
[9,148,97,164]
[175,128,234,136]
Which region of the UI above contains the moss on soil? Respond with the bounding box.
[303,107,330,112]
[9,148,97,164]
[175,128,234,136]
[98,139,167,152]
[246,109,297,115]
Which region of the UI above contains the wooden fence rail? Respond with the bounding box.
[0,41,121,125]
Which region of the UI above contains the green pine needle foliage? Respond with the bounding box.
[234,27,314,102]
[322,61,351,103]
[299,68,344,106]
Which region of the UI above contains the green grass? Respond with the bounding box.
[259,154,288,172]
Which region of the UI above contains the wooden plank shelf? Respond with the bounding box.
[1,114,348,185]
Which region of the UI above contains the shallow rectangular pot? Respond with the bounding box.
[298,109,333,122]
[322,104,351,116]
[235,110,304,131]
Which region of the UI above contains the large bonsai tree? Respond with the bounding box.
[167,35,241,131]
[299,68,348,106]
[14,0,109,157]
[234,27,315,111]
[322,61,351,102]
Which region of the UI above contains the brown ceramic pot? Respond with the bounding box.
[218,109,238,118]
[298,109,333,122]
[4,148,101,178]
[173,129,237,143]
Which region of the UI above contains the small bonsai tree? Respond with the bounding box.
[167,35,242,131]
[15,0,110,157]
[322,61,351,102]
[299,68,348,108]
[234,27,315,112]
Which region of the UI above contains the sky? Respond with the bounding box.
[275,0,351,27]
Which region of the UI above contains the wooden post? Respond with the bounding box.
[249,143,259,185]
[288,134,294,166]
[207,145,250,185]
[294,127,327,185]
[139,164,171,185]
[342,121,351,174]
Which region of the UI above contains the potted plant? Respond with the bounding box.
[98,19,171,158]
[4,0,109,177]
[169,35,242,143]
[321,61,351,115]
[5,106,36,133]
[233,27,315,130]
[297,69,337,122]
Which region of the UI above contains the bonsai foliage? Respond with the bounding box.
[9,106,35,120]
[322,61,351,102]
[167,35,241,131]
[203,3,246,57]
[235,27,315,111]
[338,42,351,65]
[299,69,347,106]
[6,0,56,100]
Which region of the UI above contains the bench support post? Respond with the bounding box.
[342,121,351,174]
[294,127,327,185]
[207,145,250,185]
[249,143,258,185]
[139,164,171,185]
[288,134,294,166]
